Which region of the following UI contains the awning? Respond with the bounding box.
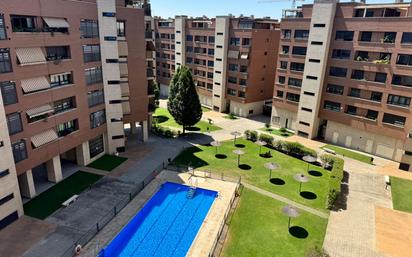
[42,17,70,28]
[26,104,54,118]
[15,48,47,65]
[21,76,50,93]
[228,50,239,59]
[240,52,249,60]
[31,129,58,148]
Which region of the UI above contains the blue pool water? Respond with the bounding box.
[98,182,218,257]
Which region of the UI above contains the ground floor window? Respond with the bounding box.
[89,135,104,158]
[0,211,18,230]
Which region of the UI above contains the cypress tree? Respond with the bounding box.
[167,66,202,134]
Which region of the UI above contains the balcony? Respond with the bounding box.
[145,30,153,39]
[358,31,396,44]
[282,9,304,19]
[354,51,391,65]
[353,6,408,18]
[147,68,155,78]
[11,15,70,34]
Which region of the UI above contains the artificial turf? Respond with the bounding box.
[87,154,128,172]
[23,171,103,219]
[222,188,328,257]
[322,144,373,164]
[391,176,412,213]
[172,138,330,211]
[153,107,221,132]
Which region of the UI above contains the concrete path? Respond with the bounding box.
[243,182,329,219]
[323,160,392,257]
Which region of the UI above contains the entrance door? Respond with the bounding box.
[332,132,339,144]
[345,136,352,148]
[365,139,373,153]
[285,118,289,128]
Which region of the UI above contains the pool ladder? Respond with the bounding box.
[186,187,196,199]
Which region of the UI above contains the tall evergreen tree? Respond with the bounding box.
[168,66,202,134]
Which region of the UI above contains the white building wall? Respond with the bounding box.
[174,16,187,69]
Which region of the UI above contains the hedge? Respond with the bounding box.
[322,154,344,210]
[152,125,178,138]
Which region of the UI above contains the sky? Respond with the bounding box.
[151,0,397,20]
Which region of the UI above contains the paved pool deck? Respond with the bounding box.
[79,170,238,257]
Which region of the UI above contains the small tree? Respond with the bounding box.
[153,81,160,108]
[168,66,202,134]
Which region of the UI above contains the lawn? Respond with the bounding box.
[24,171,103,219]
[153,107,221,132]
[391,177,412,212]
[172,138,330,211]
[222,188,328,257]
[201,106,211,112]
[87,154,128,172]
[322,144,373,164]
[260,127,294,137]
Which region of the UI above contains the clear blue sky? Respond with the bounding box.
[151,0,395,20]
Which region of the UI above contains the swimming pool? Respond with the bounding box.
[98,182,218,257]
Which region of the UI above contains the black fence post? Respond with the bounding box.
[114,206,117,216]
[129,192,132,201]
[96,223,100,232]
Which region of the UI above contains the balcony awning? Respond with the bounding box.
[16,48,47,66]
[31,129,58,148]
[26,104,54,118]
[240,52,249,60]
[21,76,50,93]
[228,50,239,59]
[42,17,70,28]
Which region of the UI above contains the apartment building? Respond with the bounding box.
[0,0,154,229]
[155,16,280,117]
[271,0,412,170]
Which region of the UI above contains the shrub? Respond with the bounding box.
[279,127,287,133]
[249,130,258,142]
[259,133,274,146]
[325,155,344,210]
[228,112,236,119]
[302,147,318,158]
[320,154,335,169]
[272,140,285,151]
[264,123,271,130]
[244,130,251,140]
[282,141,305,156]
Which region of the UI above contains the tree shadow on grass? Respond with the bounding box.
[215,154,227,159]
[235,143,245,148]
[238,164,252,170]
[153,115,169,123]
[270,178,285,185]
[289,226,309,239]
[300,191,317,200]
[170,146,209,169]
[259,153,272,158]
[186,126,201,132]
[332,171,350,211]
[308,170,323,177]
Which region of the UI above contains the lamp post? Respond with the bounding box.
[233,149,245,166]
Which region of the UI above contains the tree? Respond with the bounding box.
[153,81,160,108]
[167,66,202,134]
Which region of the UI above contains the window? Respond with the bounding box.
[239,21,253,29]
[306,76,317,80]
[207,72,213,79]
[329,67,347,77]
[359,31,372,42]
[88,90,105,107]
[242,38,251,46]
[281,29,291,39]
[278,76,285,84]
[186,57,193,64]
[228,76,237,84]
[83,45,101,63]
[374,72,387,83]
[0,14,6,40]
[335,31,354,41]
[238,91,245,98]
[313,24,325,28]
[366,110,378,120]
[294,30,309,39]
[387,94,411,107]
[0,193,14,206]
[208,48,214,55]
[0,169,9,178]
[290,62,304,72]
[396,54,412,66]
[299,121,310,126]
[50,72,72,87]
[392,75,412,87]
[286,92,300,102]
[7,113,22,135]
[46,46,70,61]
[227,89,236,96]
[54,97,75,114]
[1,81,18,105]
[276,91,284,98]
[311,41,323,45]
[324,101,341,112]
[346,105,357,115]
[104,36,116,41]
[230,37,240,46]
[370,91,382,102]
[57,120,78,137]
[288,78,302,87]
[309,59,320,63]
[85,67,103,85]
[401,32,412,44]
[383,113,406,126]
[89,135,104,158]
[12,140,27,163]
[229,64,238,71]
[0,48,12,73]
[194,35,207,42]
[280,61,287,69]
[281,46,289,54]
[90,110,106,129]
[332,49,351,59]
[399,163,410,171]
[326,84,344,95]
[301,107,312,112]
[351,70,364,80]
[208,36,215,43]
[239,79,247,86]
[240,65,247,73]
[80,19,99,38]
[117,20,125,37]
[349,88,361,98]
[11,15,36,32]
[292,46,307,56]
[383,32,396,43]
[186,35,193,41]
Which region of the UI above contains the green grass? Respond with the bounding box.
[87,154,128,172]
[224,114,239,120]
[24,171,103,219]
[391,177,412,212]
[322,144,373,164]
[222,188,328,257]
[260,127,294,137]
[201,106,211,112]
[153,107,221,132]
[172,138,330,211]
